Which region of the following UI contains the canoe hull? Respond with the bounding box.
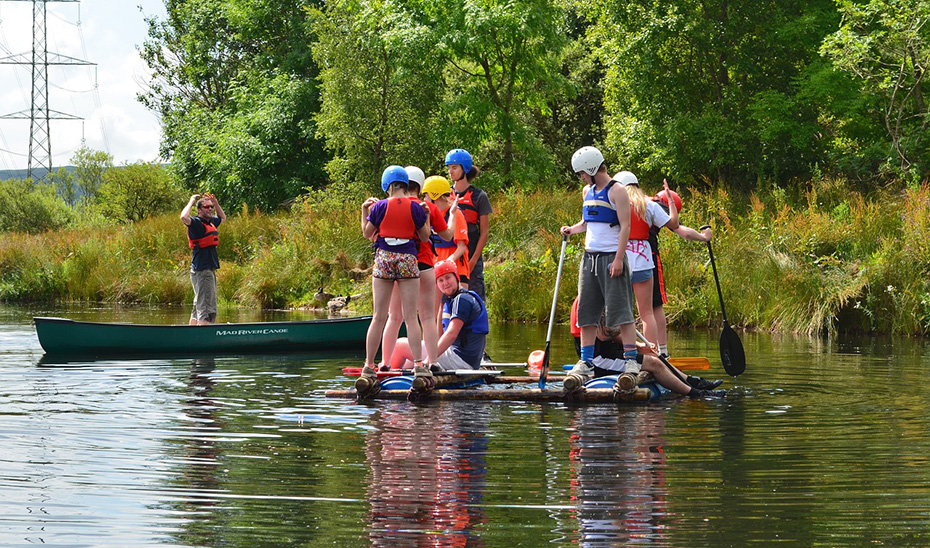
[34,316,371,357]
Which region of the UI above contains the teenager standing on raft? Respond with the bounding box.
[647,181,713,357]
[446,149,492,303]
[379,167,457,369]
[357,166,432,397]
[423,175,470,288]
[560,147,641,398]
[181,193,226,325]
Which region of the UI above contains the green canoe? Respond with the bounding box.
[34,315,371,357]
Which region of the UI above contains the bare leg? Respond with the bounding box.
[633,278,656,345]
[654,304,668,348]
[364,277,395,366]
[390,337,414,369]
[398,278,422,363]
[380,284,403,366]
[418,269,439,363]
[641,356,691,394]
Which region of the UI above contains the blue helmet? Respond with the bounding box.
[381,165,409,192]
[444,148,472,174]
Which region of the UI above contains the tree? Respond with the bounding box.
[139,0,328,210]
[47,167,78,207]
[97,163,185,223]
[424,0,571,189]
[0,178,72,233]
[311,0,446,189]
[72,147,113,201]
[582,0,839,188]
[822,0,930,180]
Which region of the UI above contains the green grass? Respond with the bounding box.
[2,181,929,335]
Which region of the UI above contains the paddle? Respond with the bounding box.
[539,235,569,390]
[635,329,689,384]
[700,225,746,376]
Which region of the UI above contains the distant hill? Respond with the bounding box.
[0,166,77,181]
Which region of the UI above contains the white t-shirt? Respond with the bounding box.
[625,201,671,272]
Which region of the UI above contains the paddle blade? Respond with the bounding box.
[719,324,746,376]
[538,342,551,390]
[668,357,710,371]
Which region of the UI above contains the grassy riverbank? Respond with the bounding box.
[1,180,929,335]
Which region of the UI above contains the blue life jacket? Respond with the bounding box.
[582,181,618,224]
[442,289,490,334]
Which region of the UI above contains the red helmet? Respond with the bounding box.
[654,189,683,212]
[434,260,458,280]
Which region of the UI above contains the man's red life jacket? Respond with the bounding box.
[188,219,219,249]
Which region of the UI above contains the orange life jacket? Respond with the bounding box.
[456,186,481,226]
[188,219,219,249]
[628,206,651,240]
[377,197,417,239]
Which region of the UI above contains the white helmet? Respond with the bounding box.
[571,146,604,176]
[611,171,639,187]
[404,166,425,187]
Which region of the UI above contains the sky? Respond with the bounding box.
[0,0,167,171]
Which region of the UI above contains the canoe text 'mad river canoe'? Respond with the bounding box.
[33,315,372,357]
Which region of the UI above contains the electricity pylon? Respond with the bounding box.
[0,0,94,180]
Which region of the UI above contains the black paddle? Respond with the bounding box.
[700,226,746,376]
[539,235,569,390]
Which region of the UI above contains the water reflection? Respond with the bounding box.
[568,406,671,546]
[364,403,490,546]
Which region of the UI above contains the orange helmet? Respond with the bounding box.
[654,189,683,212]
[434,260,457,280]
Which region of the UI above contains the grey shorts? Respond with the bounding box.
[435,348,475,370]
[190,269,217,323]
[576,252,635,328]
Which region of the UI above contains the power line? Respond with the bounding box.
[0,0,93,180]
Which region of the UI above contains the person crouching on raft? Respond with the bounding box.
[591,319,726,399]
[389,260,489,390]
[357,166,432,397]
[379,166,459,370]
[422,175,470,290]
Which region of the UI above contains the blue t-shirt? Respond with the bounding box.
[367,198,427,256]
[441,290,489,368]
[188,216,222,271]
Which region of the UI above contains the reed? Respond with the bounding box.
[0,182,928,335]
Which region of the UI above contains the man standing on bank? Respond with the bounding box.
[559,147,642,398]
[181,193,227,325]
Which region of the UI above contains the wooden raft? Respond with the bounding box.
[324,386,654,403]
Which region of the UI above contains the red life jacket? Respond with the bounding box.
[629,205,651,240]
[188,219,219,249]
[456,186,482,226]
[377,197,417,239]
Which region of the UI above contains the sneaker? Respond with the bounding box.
[686,376,724,390]
[378,363,392,372]
[411,363,436,392]
[563,360,594,393]
[568,359,595,377]
[428,363,443,374]
[355,365,380,398]
[622,358,641,376]
[690,388,727,399]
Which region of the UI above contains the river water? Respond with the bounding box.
[2,305,930,547]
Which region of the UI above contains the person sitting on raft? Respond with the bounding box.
[389,260,489,390]
[590,318,726,399]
